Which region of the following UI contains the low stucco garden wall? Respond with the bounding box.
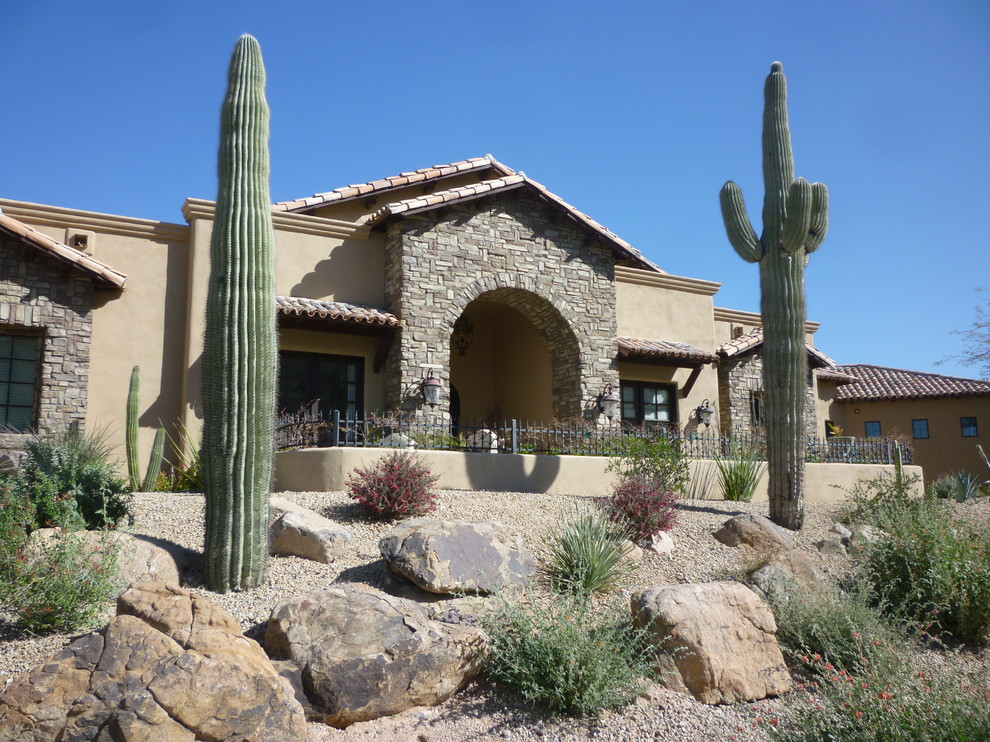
[274,447,923,504]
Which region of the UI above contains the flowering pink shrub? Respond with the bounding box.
[346,450,439,520]
[595,475,677,541]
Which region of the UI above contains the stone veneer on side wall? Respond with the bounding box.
[383,190,619,419]
[0,237,95,454]
[718,350,818,438]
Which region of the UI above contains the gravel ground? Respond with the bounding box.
[2,489,987,742]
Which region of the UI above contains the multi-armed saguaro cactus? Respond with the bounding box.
[201,35,277,591]
[720,62,829,531]
[125,365,165,493]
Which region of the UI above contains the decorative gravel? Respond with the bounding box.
[2,489,986,741]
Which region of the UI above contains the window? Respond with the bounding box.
[961,417,979,438]
[864,421,881,438]
[912,419,929,439]
[621,381,677,428]
[278,352,363,419]
[749,391,764,428]
[0,333,40,432]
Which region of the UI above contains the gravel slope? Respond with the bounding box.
[2,489,985,741]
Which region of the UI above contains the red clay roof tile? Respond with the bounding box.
[276,296,400,327]
[618,336,717,365]
[834,364,990,401]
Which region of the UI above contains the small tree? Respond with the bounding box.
[720,62,829,530]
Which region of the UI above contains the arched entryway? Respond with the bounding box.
[448,287,580,425]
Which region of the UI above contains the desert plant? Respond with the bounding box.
[595,474,678,541]
[201,35,278,592]
[713,440,767,502]
[479,591,654,715]
[929,470,983,502]
[544,506,637,595]
[124,365,166,492]
[607,435,689,495]
[720,62,829,530]
[162,421,203,491]
[7,428,130,531]
[0,513,121,635]
[858,494,990,644]
[346,450,439,520]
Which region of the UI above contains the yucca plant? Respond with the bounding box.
[714,440,767,502]
[544,506,637,595]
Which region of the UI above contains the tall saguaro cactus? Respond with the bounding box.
[202,35,277,591]
[720,62,829,530]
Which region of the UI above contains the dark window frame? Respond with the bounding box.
[0,329,42,432]
[620,380,678,428]
[961,417,979,438]
[912,419,929,440]
[864,420,882,439]
[278,351,364,419]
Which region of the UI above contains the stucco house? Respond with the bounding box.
[0,155,863,473]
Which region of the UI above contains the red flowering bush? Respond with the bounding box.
[595,474,677,541]
[346,450,439,520]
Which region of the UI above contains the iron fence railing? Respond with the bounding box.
[274,408,913,465]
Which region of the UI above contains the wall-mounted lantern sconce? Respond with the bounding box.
[695,399,715,427]
[598,383,620,420]
[421,370,442,408]
[452,315,474,357]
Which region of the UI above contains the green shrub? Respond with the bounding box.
[0,505,121,635]
[544,507,637,595]
[713,440,767,502]
[346,450,438,520]
[595,474,677,541]
[607,435,689,495]
[479,591,654,715]
[769,652,990,742]
[763,577,901,676]
[162,422,203,491]
[6,428,131,531]
[929,470,984,502]
[860,495,990,643]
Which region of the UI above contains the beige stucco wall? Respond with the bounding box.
[274,446,921,502]
[831,396,990,483]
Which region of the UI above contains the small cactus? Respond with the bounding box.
[720,62,829,530]
[125,365,165,493]
[201,35,277,592]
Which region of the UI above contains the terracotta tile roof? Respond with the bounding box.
[618,336,718,365]
[833,364,990,402]
[366,173,663,273]
[0,209,126,289]
[718,328,834,368]
[276,296,400,327]
[273,156,515,213]
[815,367,859,385]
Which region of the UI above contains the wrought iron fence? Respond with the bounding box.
[275,408,913,465]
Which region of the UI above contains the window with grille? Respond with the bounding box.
[278,351,363,419]
[0,333,40,432]
[621,381,677,428]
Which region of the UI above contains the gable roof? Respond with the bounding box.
[273,156,514,213]
[365,172,663,273]
[0,209,126,289]
[718,327,834,368]
[833,364,990,402]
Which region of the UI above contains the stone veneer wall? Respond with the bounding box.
[383,190,618,419]
[718,350,818,437]
[0,236,95,454]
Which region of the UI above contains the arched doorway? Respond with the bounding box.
[448,288,579,425]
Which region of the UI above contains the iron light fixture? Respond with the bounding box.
[421,370,442,408]
[598,383,620,420]
[696,399,715,427]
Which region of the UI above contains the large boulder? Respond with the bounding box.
[713,514,795,553]
[631,581,791,704]
[379,518,536,595]
[270,509,352,564]
[0,581,307,741]
[265,583,487,728]
[27,528,188,586]
[748,549,830,601]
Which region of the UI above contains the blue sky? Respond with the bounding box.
[3,1,988,379]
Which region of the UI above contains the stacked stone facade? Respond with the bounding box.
[0,237,94,452]
[383,190,618,419]
[718,350,818,438]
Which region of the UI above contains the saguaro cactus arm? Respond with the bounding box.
[805,182,829,254]
[781,178,812,253]
[720,182,762,262]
